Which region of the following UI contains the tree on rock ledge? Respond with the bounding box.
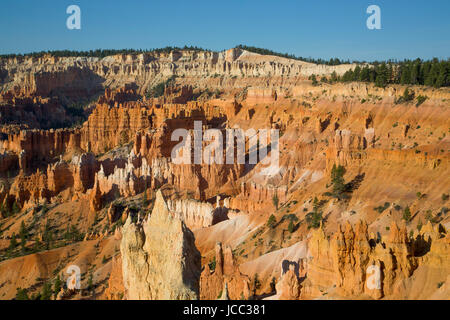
[326,164,350,200]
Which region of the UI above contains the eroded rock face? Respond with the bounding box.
[275,264,300,300]
[89,178,103,212]
[0,49,355,98]
[200,242,251,300]
[167,198,229,230]
[120,190,201,300]
[104,255,125,300]
[302,220,417,299]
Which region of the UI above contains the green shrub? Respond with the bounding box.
[208,256,216,271]
[417,219,423,231]
[306,211,322,229]
[403,207,412,221]
[267,214,277,228]
[15,288,30,300]
[416,95,428,107]
[145,76,176,98]
[288,220,295,233]
[53,275,62,298]
[87,273,94,292]
[374,202,390,213]
[272,194,279,210]
[309,74,318,86]
[9,233,18,251]
[395,88,415,104]
[40,282,53,300]
[12,201,20,215]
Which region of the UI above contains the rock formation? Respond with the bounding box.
[104,255,125,300]
[275,264,301,300]
[200,242,251,300]
[302,220,418,299]
[120,190,201,299]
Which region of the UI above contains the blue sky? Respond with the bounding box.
[0,0,449,61]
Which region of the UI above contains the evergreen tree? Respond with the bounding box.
[9,233,18,252]
[304,197,323,229]
[375,63,388,87]
[330,164,347,199]
[387,63,394,83]
[53,275,62,298]
[272,194,279,210]
[341,69,354,82]
[0,203,8,218]
[33,236,41,253]
[410,60,421,85]
[40,281,53,300]
[19,221,27,253]
[267,214,277,228]
[402,88,415,102]
[11,201,20,215]
[435,62,450,88]
[400,65,411,84]
[330,71,338,83]
[425,63,439,86]
[403,207,412,222]
[359,66,371,82]
[43,220,53,250]
[15,288,29,300]
[87,273,94,292]
[288,220,295,233]
[353,65,361,80]
[417,219,423,231]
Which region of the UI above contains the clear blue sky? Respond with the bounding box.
[0,0,449,61]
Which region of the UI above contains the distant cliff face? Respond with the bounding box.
[0,48,356,97]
